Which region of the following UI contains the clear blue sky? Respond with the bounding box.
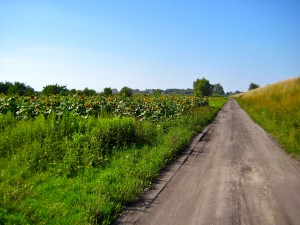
[1,0,299,93]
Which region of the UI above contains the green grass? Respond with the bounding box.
[234,77,300,155]
[208,96,228,108]
[0,98,226,225]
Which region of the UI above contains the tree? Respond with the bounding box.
[0,81,13,95]
[234,90,242,95]
[164,88,194,95]
[119,86,132,97]
[70,89,78,95]
[6,82,34,96]
[249,82,260,91]
[42,84,69,96]
[193,77,213,97]
[83,87,96,96]
[153,89,163,97]
[103,87,113,96]
[212,83,225,96]
[25,85,35,96]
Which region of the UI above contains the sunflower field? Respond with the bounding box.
[0,94,208,121]
[0,93,225,225]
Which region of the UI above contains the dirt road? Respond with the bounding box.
[115,99,300,225]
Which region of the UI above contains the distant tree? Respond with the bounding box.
[249,82,260,91]
[119,86,132,97]
[132,89,144,94]
[7,84,23,96]
[193,77,213,97]
[103,87,113,96]
[42,84,69,96]
[83,87,96,96]
[25,85,35,96]
[144,89,154,94]
[164,89,181,94]
[70,89,78,95]
[153,89,163,97]
[6,82,34,96]
[212,83,225,96]
[234,90,242,95]
[163,88,194,95]
[0,81,13,95]
[184,88,194,95]
[226,90,242,96]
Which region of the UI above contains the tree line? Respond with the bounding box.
[0,81,222,97]
[0,81,35,96]
[0,82,128,97]
[0,79,259,97]
[193,78,260,97]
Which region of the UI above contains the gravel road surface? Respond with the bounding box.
[115,99,300,225]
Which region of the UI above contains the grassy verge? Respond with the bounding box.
[0,98,227,225]
[208,96,228,108]
[234,77,300,155]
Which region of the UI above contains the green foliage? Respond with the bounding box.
[0,94,225,225]
[0,94,208,121]
[193,77,213,97]
[153,89,163,97]
[70,89,78,95]
[42,84,69,96]
[163,88,194,95]
[0,81,34,96]
[226,90,242,96]
[248,82,260,90]
[119,86,133,97]
[212,83,225,96]
[208,96,228,108]
[103,87,113,96]
[83,87,97,96]
[0,81,13,94]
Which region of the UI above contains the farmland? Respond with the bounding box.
[0,93,227,224]
[0,94,208,121]
[235,77,300,155]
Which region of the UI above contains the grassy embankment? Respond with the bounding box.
[235,77,300,155]
[0,97,227,225]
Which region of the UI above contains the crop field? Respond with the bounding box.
[0,94,227,225]
[235,77,300,155]
[0,94,208,121]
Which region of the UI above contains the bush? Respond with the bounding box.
[119,86,132,97]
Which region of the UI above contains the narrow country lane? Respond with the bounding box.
[116,99,300,225]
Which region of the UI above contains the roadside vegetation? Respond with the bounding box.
[235,77,300,155]
[208,96,228,108]
[0,83,227,225]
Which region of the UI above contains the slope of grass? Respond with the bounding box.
[235,77,300,155]
[0,98,227,225]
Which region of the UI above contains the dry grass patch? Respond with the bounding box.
[235,77,300,155]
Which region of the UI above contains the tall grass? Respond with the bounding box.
[0,98,227,225]
[235,77,300,155]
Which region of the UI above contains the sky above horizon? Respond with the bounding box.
[0,0,299,93]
